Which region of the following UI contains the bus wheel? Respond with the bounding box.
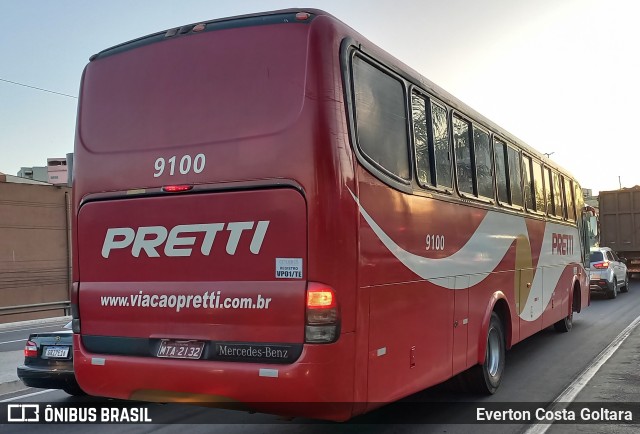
[554,309,573,332]
[466,312,505,394]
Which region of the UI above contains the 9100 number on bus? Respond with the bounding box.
[426,234,445,251]
[154,154,206,177]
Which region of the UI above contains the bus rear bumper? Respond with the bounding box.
[73,333,356,421]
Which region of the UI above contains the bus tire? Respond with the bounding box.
[554,289,575,333]
[553,310,573,332]
[466,312,505,394]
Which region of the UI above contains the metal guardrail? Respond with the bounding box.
[0,301,70,317]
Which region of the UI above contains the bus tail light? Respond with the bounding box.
[162,185,193,193]
[593,261,609,269]
[305,283,339,343]
[24,341,38,358]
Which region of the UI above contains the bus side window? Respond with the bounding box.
[532,161,545,213]
[497,141,524,208]
[352,56,410,181]
[494,139,509,204]
[565,178,576,221]
[523,155,535,211]
[431,102,452,188]
[545,167,556,217]
[453,116,474,195]
[411,93,433,187]
[553,171,563,218]
[507,146,524,207]
[473,127,493,199]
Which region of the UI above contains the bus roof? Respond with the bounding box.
[90,9,321,61]
[88,8,577,182]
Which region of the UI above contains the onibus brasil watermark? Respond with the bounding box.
[6,404,151,423]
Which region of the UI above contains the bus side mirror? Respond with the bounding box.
[589,216,598,237]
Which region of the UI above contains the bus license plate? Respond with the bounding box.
[157,340,205,360]
[44,346,70,358]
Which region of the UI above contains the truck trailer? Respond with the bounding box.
[599,187,640,277]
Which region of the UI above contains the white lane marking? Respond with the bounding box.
[0,339,27,345]
[0,323,69,335]
[523,314,640,434]
[0,389,56,402]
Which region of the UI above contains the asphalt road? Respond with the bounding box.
[0,320,70,352]
[2,283,640,433]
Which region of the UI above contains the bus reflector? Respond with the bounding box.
[70,282,81,333]
[162,185,193,193]
[305,283,339,343]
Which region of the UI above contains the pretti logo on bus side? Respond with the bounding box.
[551,233,574,256]
[101,221,270,258]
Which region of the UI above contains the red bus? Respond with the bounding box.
[71,9,593,421]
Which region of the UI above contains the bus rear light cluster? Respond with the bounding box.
[24,341,38,358]
[305,283,339,343]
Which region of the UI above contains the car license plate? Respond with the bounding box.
[157,340,205,360]
[44,346,70,358]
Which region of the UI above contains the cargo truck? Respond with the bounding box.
[598,187,640,277]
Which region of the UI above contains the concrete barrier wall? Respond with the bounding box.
[0,182,71,324]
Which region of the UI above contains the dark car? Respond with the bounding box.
[16,321,85,395]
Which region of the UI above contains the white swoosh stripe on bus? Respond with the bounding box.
[348,188,529,288]
[348,189,580,321]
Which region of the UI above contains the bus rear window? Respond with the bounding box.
[79,24,308,152]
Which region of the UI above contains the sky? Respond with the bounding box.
[1,0,638,193]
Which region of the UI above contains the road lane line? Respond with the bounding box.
[0,323,69,335]
[0,339,27,345]
[0,389,56,402]
[523,313,640,434]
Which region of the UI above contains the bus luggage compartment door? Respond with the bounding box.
[77,187,307,347]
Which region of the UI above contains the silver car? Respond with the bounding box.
[589,247,629,299]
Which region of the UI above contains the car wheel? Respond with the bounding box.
[464,312,505,394]
[608,278,618,299]
[621,275,629,293]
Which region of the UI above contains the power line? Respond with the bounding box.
[0,77,77,99]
